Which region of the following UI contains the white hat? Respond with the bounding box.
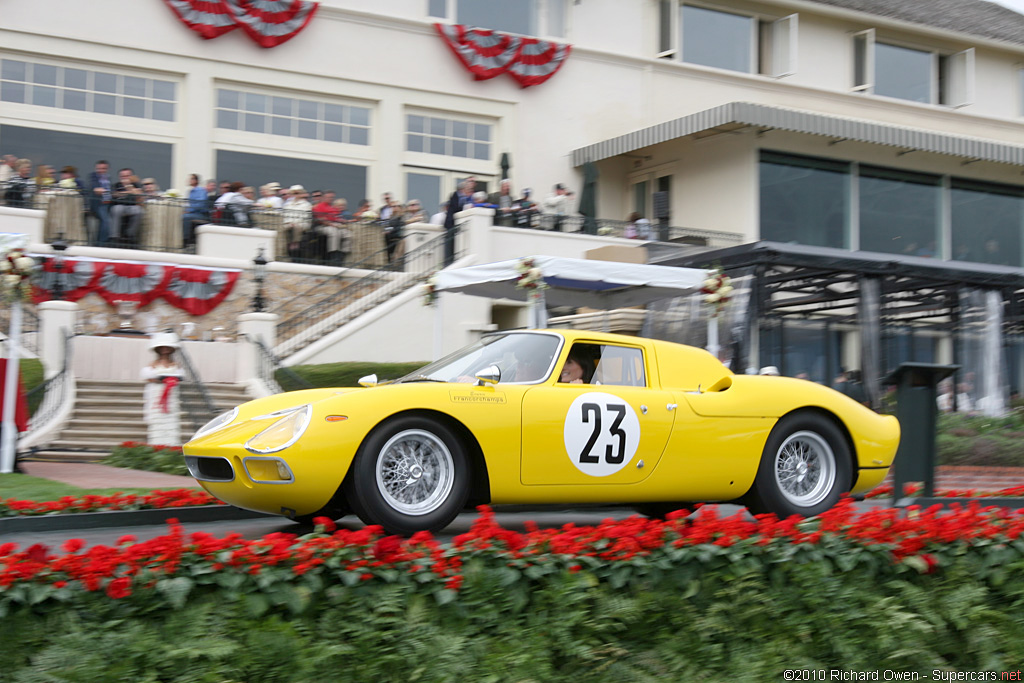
[288,184,306,193]
[149,332,180,352]
[759,366,780,376]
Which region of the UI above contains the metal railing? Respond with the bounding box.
[0,306,40,358]
[510,214,743,248]
[247,334,313,394]
[175,342,220,435]
[275,230,456,357]
[7,183,743,257]
[22,329,73,433]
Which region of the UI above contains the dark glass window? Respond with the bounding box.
[216,149,367,211]
[681,5,753,73]
[875,42,932,103]
[950,180,1023,267]
[457,0,534,35]
[858,166,940,257]
[759,152,849,249]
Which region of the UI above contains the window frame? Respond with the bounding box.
[0,56,177,122]
[851,30,974,107]
[214,85,372,148]
[428,0,568,39]
[658,2,797,78]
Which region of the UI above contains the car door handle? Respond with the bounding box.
[666,403,677,411]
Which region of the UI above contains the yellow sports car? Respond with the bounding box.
[184,330,899,534]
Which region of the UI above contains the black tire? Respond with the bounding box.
[633,503,694,520]
[344,415,470,535]
[747,412,852,518]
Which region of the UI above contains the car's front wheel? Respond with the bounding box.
[345,415,470,535]
[747,412,851,518]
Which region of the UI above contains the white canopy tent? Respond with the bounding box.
[433,255,709,336]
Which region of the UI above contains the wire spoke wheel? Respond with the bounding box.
[773,430,836,508]
[375,429,455,516]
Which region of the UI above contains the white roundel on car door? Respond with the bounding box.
[563,392,640,477]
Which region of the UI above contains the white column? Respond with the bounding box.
[456,207,496,263]
[38,301,79,378]
[0,301,21,474]
[236,312,279,383]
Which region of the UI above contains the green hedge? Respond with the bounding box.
[276,361,425,390]
[2,560,1021,683]
[936,409,1024,468]
[3,505,1024,681]
[104,443,188,477]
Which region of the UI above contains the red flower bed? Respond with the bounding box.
[865,483,1024,499]
[3,499,1024,613]
[0,489,218,518]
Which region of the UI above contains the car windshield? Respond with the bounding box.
[401,332,562,384]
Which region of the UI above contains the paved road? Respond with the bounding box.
[1,505,748,550]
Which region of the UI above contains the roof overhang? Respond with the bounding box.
[571,102,1024,168]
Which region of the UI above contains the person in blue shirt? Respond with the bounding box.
[181,173,209,248]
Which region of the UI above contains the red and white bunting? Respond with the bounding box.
[435,24,571,88]
[162,0,318,48]
[162,0,239,40]
[508,37,572,88]
[162,267,241,316]
[435,24,523,81]
[224,0,319,48]
[31,257,242,316]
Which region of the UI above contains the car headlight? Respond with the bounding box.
[192,407,239,440]
[245,404,312,454]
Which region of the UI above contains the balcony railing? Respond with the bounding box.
[5,184,743,265]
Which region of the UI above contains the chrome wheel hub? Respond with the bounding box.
[376,429,454,516]
[774,430,836,508]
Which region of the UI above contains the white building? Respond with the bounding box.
[3,0,1024,390]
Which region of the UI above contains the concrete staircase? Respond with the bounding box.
[25,379,251,463]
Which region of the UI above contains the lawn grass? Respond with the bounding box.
[0,473,186,502]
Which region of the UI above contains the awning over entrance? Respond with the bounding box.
[570,102,1024,168]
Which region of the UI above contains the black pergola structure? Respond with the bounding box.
[653,241,1024,408]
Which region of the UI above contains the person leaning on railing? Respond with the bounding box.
[3,159,36,209]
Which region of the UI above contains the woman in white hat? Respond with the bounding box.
[140,332,185,446]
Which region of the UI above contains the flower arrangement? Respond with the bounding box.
[597,226,613,236]
[0,249,36,303]
[57,178,79,190]
[422,272,439,307]
[0,489,217,518]
[514,257,548,301]
[361,209,379,221]
[701,264,733,318]
[163,188,180,198]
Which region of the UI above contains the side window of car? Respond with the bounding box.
[592,345,646,387]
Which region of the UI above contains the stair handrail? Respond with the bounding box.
[245,333,313,395]
[175,342,220,435]
[18,329,76,453]
[274,230,453,354]
[270,226,401,315]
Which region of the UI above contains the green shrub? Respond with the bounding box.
[104,441,188,477]
[278,361,426,389]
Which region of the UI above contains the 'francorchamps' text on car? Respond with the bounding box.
[184,330,900,534]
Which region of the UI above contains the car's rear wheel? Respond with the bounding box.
[345,415,470,535]
[747,412,851,518]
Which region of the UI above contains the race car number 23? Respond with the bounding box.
[563,392,640,477]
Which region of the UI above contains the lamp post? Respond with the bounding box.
[252,247,267,312]
[50,233,68,301]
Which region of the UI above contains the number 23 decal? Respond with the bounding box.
[563,393,640,477]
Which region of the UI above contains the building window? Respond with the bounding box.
[430,0,567,38]
[759,152,849,249]
[658,3,797,77]
[858,166,941,257]
[852,30,974,106]
[215,88,371,146]
[950,180,1023,267]
[406,113,492,160]
[0,58,176,121]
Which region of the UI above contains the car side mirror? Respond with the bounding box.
[475,365,501,386]
[358,374,378,387]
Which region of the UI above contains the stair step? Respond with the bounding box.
[60,428,149,438]
[24,450,108,464]
[49,438,144,449]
